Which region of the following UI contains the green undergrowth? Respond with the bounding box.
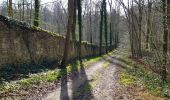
[0,53,108,97]
[102,61,110,68]
[116,50,170,98]
[120,70,136,86]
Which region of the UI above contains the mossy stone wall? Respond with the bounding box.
[0,15,108,67]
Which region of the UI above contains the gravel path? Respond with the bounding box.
[89,57,134,100]
[43,60,105,100]
[43,56,133,100]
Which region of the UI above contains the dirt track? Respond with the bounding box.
[43,56,133,100]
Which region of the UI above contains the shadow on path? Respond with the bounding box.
[60,68,69,100]
[59,61,93,100]
[105,54,132,69]
[75,61,93,99]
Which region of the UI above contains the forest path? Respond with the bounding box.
[43,54,132,100]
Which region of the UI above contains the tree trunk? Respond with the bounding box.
[110,23,112,50]
[115,7,120,48]
[109,0,113,51]
[162,0,168,82]
[30,0,32,24]
[90,0,93,44]
[22,0,24,21]
[138,0,143,58]
[61,0,74,68]
[103,0,108,53]
[131,0,135,57]
[72,0,77,40]
[8,0,13,17]
[146,0,152,50]
[34,0,40,27]
[77,0,82,61]
[167,0,170,52]
[99,2,104,55]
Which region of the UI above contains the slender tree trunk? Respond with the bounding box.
[162,0,168,82]
[167,0,170,51]
[109,0,113,51]
[99,2,104,55]
[22,0,24,21]
[19,2,21,20]
[110,23,112,50]
[72,0,77,40]
[77,0,82,61]
[127,0,133,56]
[8,0,13,17]
[30,0,32,24]
[90,0,93,44]
[131,0,135,57]
[112,11,116,48]
[61,0,74,68]
[115,7,120,48]
[34,0,40,27]
[146,0,152,50]
[27,2,29,23]
[103,0,108,53]
[138,0,143,58]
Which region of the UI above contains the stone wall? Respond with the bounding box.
[0,15,109,67]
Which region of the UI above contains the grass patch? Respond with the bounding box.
[18,69,63,87]
[120,69,136,86]
[102,61,110,68]
[130,67,170,98]
[117,53,170,98]
[111,47,170,98]
[83,56,103,66]
[0,69,63,95]
[121,64,170,98]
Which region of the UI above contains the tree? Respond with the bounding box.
[8,0,13,17]
[146,0,152,50]
[108,0,113,51]
[161,0,168,82]
[121,0,143,58]
[22,0,24,21]
[72,0,77,40]
[34,0,40,27]
[99,1,104,55]
[103,0,108,53]
[167,0,170,50]
[137,0,143,58]
[89,0,93,44]
[61,0,74,68]
[115,4,120,48]
[77,0,82,61]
